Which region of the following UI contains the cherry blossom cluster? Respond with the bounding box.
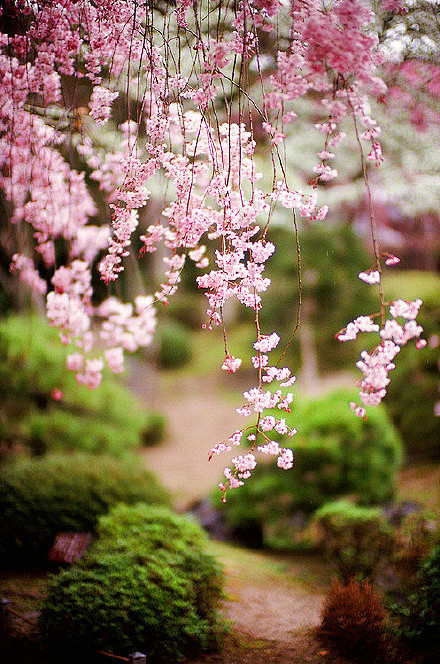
[1,1,159,386]
[337,261,425,417]
[10,254,47,296]
[213,332,297,496]
[0,0,420,491]
[264,0,390,190]
[44,260,157,388]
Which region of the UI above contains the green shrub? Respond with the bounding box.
[0,314,166,457]
[312,500,394,581]
[141,410,167,446]
[0,454,170,566]
[157,320,193,369]
[397,543,440,655]
[219,389,402,549]
[40,504,225,662]
[320,578,389,660]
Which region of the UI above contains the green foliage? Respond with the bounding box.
[157,320,193,369]
[320,578,389,660]
[397,544,440,655]
[165,292,206,329]
[382,271,440,459]
[0,313,166,457]
[290,389,403,505]
[40,504,225,662]
[312,500,393,581]
[0,454,170,566]
[140,410,167,446]
[220,389,402,549]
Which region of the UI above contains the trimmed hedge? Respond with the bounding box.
[0,313,166,457]
[157,320,193,369]
[219,389,402,549]
[40,504,225,662]
[312,499,394,581]
[0,454,170,566]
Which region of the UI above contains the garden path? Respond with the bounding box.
[127,362,352,663]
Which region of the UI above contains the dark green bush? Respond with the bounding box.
[397,543,440,655]
[157,320,193,369]
[219,389,402,549]
[40,504,225,662]
[0,314,166,457]
[0,454,170,565]
[312,500,394,581]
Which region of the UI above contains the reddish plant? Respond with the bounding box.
[320,578,389,660]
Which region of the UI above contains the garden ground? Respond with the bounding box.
[135,366,438,663]
[0,368,359,664]
[2,366,438,663]
[0,547,351,664]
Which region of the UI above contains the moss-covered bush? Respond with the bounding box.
[0,313,166,457]
[0,454,170,566]
[219,389,402,549]
[40,504,225,662]
[312,500,394,581]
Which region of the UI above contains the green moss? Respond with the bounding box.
[219,389,402,549]
[40,504,225,662]
[0,454,170,565]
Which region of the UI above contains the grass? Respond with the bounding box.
[398,462,440,511]
[382,270,440,304]
[205,540,330,593]
[185,323,256,376]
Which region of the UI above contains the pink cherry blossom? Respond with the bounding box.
[358,270,381,284]
[0,0,427,496]
[222,355,242,373]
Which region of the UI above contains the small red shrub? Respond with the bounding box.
[320,578,389,660]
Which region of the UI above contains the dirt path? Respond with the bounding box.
[133,369,247,510]
[219,547,326,640]
[127,363,343,663]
